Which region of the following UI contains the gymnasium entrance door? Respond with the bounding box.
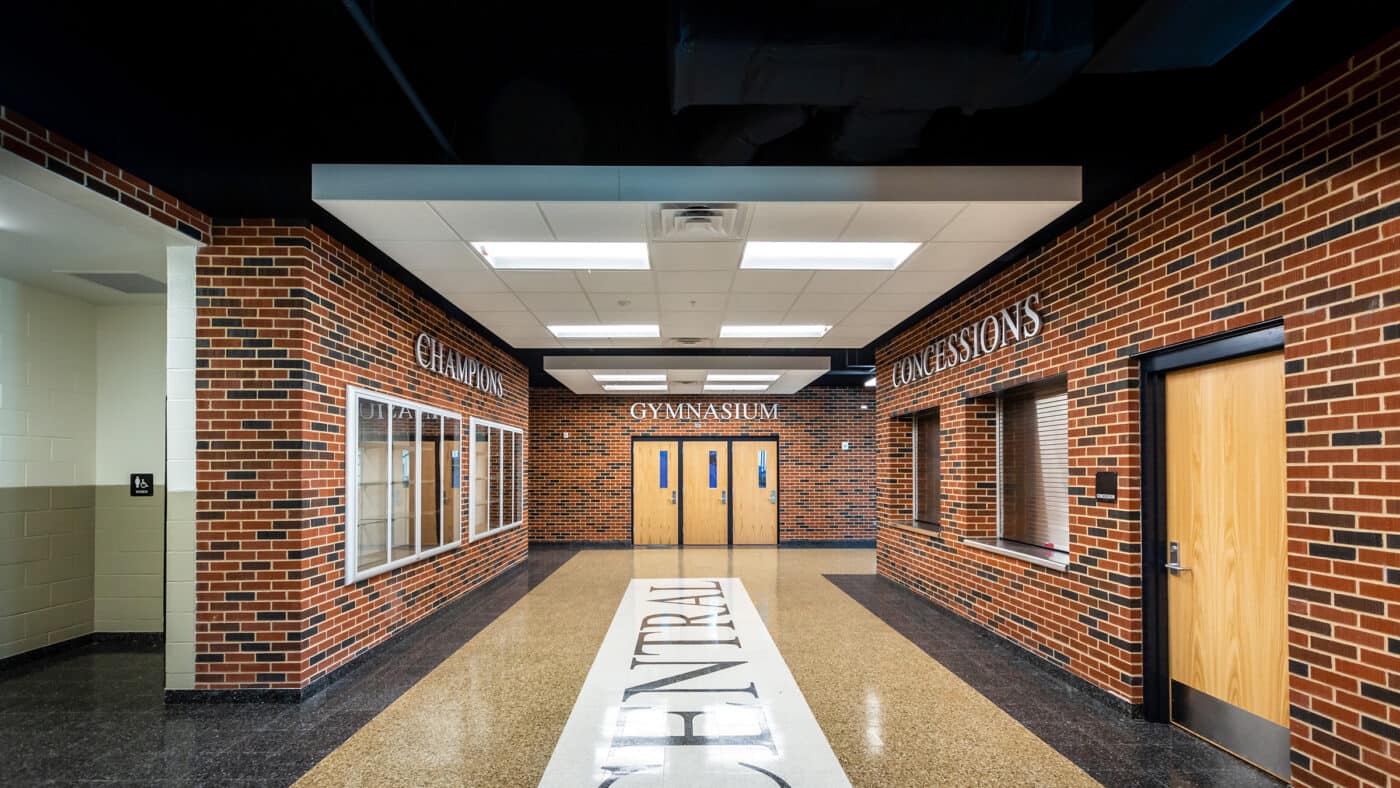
[631,437,778,546]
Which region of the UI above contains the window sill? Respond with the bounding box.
[963,538,1069,571]
[884,521,941,538]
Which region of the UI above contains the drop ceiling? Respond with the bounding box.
[543,355,829,396]
[313,165,1079,350]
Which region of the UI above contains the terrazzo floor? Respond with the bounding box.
[0,546,1279,786]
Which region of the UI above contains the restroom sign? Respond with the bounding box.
[130,473,154,497]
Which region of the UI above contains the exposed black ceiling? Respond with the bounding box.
[2,0,1396,385]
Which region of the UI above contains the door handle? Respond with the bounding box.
[670,490,676,505]
[769,490,777,504]
[1166,541,1191,575]
[720,490,727,504]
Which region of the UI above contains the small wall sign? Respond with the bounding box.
[1095,471,1118,503]
[130,473,154,497]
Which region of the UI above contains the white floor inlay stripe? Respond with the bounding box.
[540,577,851,787]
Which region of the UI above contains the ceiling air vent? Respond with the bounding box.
[66,272,166,294]
[653,203,745,241]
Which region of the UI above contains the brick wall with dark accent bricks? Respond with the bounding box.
[874,34,1399,786]
[530,387,876,543]
[195,220,529,692]
[0,105,211,244]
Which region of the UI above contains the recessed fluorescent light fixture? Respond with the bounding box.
[603,384,669,392]
[704,384,770,392]
[706,373,781,382]
[593,373,666,382]
[471,241,649,270]
[549,324,660,339]
[740,241,920,271]
[864,376,877,387]
[719,325,831,339]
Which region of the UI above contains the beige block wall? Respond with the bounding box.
[0,277,97,659]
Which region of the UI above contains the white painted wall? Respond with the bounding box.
[94,304,165,633]
[0,276,97,659]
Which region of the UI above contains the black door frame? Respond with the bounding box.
[1137,320,1284,723]
[630,435,780,546]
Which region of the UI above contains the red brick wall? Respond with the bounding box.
[874,36,1399,785]
[195,220,528,692]
[0,105,211,243]
[530,387,876,542]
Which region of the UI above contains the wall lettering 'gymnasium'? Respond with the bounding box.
[890,293,1044,388]
[415,333,506,398]
[629,402,779,421]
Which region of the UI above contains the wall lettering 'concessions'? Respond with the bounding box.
[415,333,506,398]
[629,402,779,421]
[890,293,1043,388]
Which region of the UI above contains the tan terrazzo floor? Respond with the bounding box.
[293,548,1098,787]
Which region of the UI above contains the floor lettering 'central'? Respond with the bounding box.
[540,577,850,787]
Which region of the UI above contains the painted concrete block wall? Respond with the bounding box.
[0,276,97,658]
[164,246,197,690]
[95,304,165,633]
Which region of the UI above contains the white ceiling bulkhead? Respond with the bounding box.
[313,165,1080,352]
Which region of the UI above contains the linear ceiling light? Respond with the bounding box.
[603,384,669,392]
[471,241,649,270]
[706,373,781,382]
[593,373,667,382]
[865,376,877,387]
[740,241,920,271]
[704,384,770,392]
[549,324,660,339]
[719,324,831,339]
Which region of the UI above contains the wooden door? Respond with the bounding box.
[682,441,729,544]
[1166,351,1288,778]
[732,441,777,544]
[633,441,678,545]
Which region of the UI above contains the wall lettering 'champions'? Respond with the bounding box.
[889,293,1044,388]
[415,333,506,398]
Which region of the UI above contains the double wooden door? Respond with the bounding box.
[1165,350,1288,778]
[632,438,777,545]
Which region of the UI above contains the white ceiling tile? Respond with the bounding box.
[609,338,667,349]
[782,311,851,326]
[649,241,743,270]
[747,203,860,241]
[421,267,510,295]
[473,312,544,332]
[374,240,483,271]
[450,291,528,312]
[496,271,584,292]
[901,241,1014,271]
[727,292,797,312]
[557,338,615,349]
[858,292,935,311]
[790,291,867,312]
[576,271,656,293]
[594,310,660,323]
[820,325,875,344]
[732,270,812,293]
[840,309,914,328]
[587,292,658,313]
[656,270,735,293]
[319,200,457,241]
[518,291,595,312]
[659,293,727,311]
[878,269,965,296]
[840,202,966,241]
[539,202,648,241]
[660,311,723,337]
[934,201,1076,242]
[495,329,558,348]
[531,310,600,326]
[429,201,554,241]
[804,271,892,294]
